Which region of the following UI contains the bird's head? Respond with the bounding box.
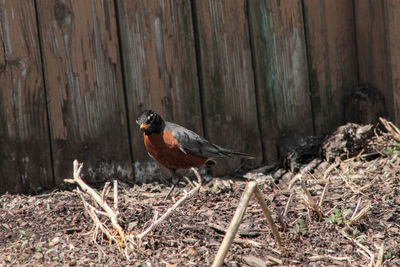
[136,110,164,135]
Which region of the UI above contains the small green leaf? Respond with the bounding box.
[353,228,359,236]
[21,240,28,247]
[343,209,352,218]
[356,234,366,242]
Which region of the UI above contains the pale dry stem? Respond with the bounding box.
[65,160,125,245]
[300,181,323,220]
[137,168,202,239]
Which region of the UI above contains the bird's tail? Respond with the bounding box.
[218,147,256,159]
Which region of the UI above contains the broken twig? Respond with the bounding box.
[212,182,257,267]
[375,242,385,267]
[137,168,202,239]
[348,202,371,226]
[300,181,323,220]
[64,160,125,244]
[254,186,284,250]
[213,181,284,267]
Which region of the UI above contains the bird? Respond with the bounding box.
[136,110,254,198]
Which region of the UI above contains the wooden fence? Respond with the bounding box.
[0,0,398,193]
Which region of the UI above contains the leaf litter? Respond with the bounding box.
[1,118,399,266]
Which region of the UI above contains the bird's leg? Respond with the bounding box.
[164,170,182,200]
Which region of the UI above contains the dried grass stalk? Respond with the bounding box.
[349,202,371,226]
[300,181,323,220]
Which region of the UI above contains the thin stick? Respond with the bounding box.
[233,238,263,248]
[288,158,322,188]
[138,168,202,239]
[212,182,257,267]
[300,181,323,220]
[380,117,400,142]
[254,186,284,251]
[183,176,196,188]
[113,180,118,214]
[288,174,302,189]
[137,186,200,239]
[101,182,110,200]
[164,177,181,200]
[76,188,117,244]
[375,242,385,267]
[349,203,371,226]
[318,183,329,207]
[190,167,202,185]
[266,255,283,265]
[323,161,340,180]
[350,198,362,220]
[309,255,350,263]
[341,231,375,265]
[283,189,295,218]
[64,160,125,243]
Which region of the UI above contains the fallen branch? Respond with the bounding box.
[64,160,125,244]
[137,168,202,239]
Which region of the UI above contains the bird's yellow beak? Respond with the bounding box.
[140,123,150,131]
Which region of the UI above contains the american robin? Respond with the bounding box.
[136,110,254,197]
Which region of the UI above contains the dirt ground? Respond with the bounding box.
[1,119,400,266]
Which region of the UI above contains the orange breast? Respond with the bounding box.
[143,130,207,170]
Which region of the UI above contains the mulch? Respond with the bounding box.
[1,119,400,266]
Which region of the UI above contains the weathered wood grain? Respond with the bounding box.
[193,0,262,174]
[248,0,313,158]
[0,0,52,193]
[303,0,359,133]
[36,0,131,184]
[354,0,392,119]
[116,0,203,180]
[385,0,400,124]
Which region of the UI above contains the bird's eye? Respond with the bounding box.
[147,113,154,122]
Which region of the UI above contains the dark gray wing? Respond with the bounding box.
[165,122,253,158]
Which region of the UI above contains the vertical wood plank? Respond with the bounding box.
[385,0,400,125]
[354,0,393,119]
[194,0,263,174]
[0,0,52,192]
[36,0,132,183]
[303,0,359,133]
[248,0,313,158]
[116,0,203,180]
